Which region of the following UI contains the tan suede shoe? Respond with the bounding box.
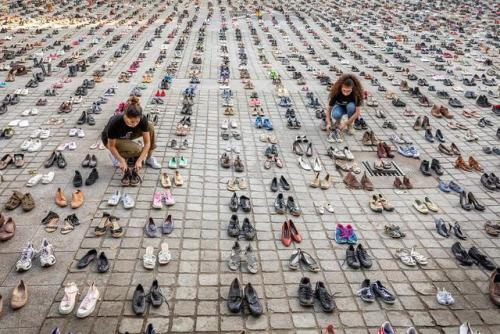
[55,188,67,207]
[11,280,27,310]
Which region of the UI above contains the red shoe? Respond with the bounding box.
[161,90,166,97]
[289,220,302,243]
[155,90,161,97]
[281,221,291,247]
[324,325,335,334]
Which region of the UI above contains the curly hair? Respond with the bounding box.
[328,74,363,106]
[125,96,143,118]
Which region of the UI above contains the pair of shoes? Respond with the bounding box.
[107,190,135,209]
[61,282,99,318]
[485,221,500,237]
[121,168,141,186]
[343,171,373,191]
[435,219,466,239]
[289,248,320,272]
[369,194,394,212]
[168,156,188,168]
[226,177,246,191]
[293,140,312,156]
[76,249,109,273]
[270,175,290,192]
[413,197,438,214]
[227,278,263,316]
[274,193,301,216]
[357,279,395,304]
[397,145,420,158]
[393,176,413,189]
[227,215,255,240]
[298,277,336,312]
[230,193,251,212]
[152,190,175,208]
[81,154,97,168]
[395,247,428,266]
[15,239,56,271]
[73,168,98,186]
[345,244,372,269]
[455,155,483,172]
[420,159,443,176]
[384,224,406,238]
[227,241,258,273]
[377,142,394,158]
[55,188,83,209]
[44,151,67,168]
[452,242,495,270]
[132,280,164,315]
[4,190,35,211]
[335,224,357,244]
[310,172,332,189]
[94,213,124,238]
[459,191,485,211]
[220,154,245,171]
[281,220,302,246]
[143,243,171,269]
[43,211,79,234]
[362,130,379,146]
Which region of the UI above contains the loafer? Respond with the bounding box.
[244,283,263,316]
[144,218,158,238]
[162,215,174,234]
[77,249,97,269]
[132,284,146,315]
[96,252,109,273]
[227,278,243,313]
[149,279,163,307]
[239,195,251,212]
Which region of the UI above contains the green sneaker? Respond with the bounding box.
[178,156,188,168]
[168,157,177,169]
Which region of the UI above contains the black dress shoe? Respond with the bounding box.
[132,284,146,315]
[239,195,251,212]
[298,277,314,306]
[280,176,290,190]
[315,281,336,312]
[77,111,87,125]
[97,252,109,273]
[274,193,286,214]
[228,214,240,237]
[467,192,485,211]
[149,279,163,307]
[430,159,443,175]
[73,170,83,187]
[244,283,263,316]
[230,193,239,212]
[346,244,360,269]
[420,160,431,176]
[241,218,256,240]
[270,177,278,192]
[356,244,372,268]
[469,246,496,270]
[452,222,466,240]
[435,218,449,237]
[451,242,474,266]
[227,278,243,313]
[77,249,97,269]
[44,151,57,168]
[424,129,434,142]
[85,168,99,186]
[57,152,67,168]
[460,191,472,211]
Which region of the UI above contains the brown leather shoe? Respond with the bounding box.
[55,188,67,207]
[440,106,454,119]
[489,269,500,306]
[403,176,413,189]
[393,177,403,189]
[421,116,431,130]
[344,171,362,189]
[413,116,422,130]
[71,190,84,209]
[0,217,15,241]
[11,280,27,310]
[455,155,471,171]
[468,156,483,172]
[431,104,442,118]
[21,193,35,212]
[450,143,460,155]
[438,144,453,155]
[4,191,23,210]
[361,172,374,191]
[382,142,394,158]
[362,131,371,146]
[377,143,387,159]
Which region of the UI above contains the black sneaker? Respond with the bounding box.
[315,281,336,312]
[371,280,395,304]
[274,193,286,214]
[346,244,361,269]
[241,218,256,240]
[85,168,99,186]
[298,277,314,306]
[73,170,83,187]
[356,244,372,268]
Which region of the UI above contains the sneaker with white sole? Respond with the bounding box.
[16,242,37,272]
[27,139,42,152]
[146,156,161,169]
[76,283,99,318]
[59,282,79,315]
[39,238,56,267]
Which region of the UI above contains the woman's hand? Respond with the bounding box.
[134,158,143,171]
[119,159,128,172]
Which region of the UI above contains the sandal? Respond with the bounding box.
[396,248,416,266]
[94,213,111,236]
[0,154,13,170]
[158,242,171,265]
[4,190,23,210]
[384,224,405,238]
[410,247,428,265]
[60,218,75,235]
[45,216,60,232]
[21,193,35,212]
[143,246,156,270]
[110,216,124,238]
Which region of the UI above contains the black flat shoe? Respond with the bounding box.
[97,252,109,273]
[149,279,163,307]
[468,246,496,270]
[280,175,290,190]
[77,249,97,269]
[73,170,82,187]
[57,152,67,168]
[44,151,57,168]
[132,284,146,315]
[227,214,240,237]
[229,193,239,212]
[85,168,99,186]
[227,278,243,313]
[244,283,263,316]
[270,177,278,192]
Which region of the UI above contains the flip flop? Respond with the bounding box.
[60,218,75,235]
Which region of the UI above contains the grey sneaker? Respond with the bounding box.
[356,279,375,302]
[16,242,37,271]
[228,241,241,271]
[39,238,56,267]
[245,244,258,274]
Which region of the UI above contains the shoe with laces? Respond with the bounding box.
[436,288,454,305]
[76,283,99,318]
[146,156,161,169]
[39,238,56,267]
[227,241,241,271]
[357,279,375,302]
[371,281,396,304]
[16,242,37,271]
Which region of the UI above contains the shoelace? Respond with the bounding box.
[299,285,313,300]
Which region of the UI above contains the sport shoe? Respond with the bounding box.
[357,279,375,302]
[146,156,161,169]
[436,288,454,305]
[16,242,37,271]
[39,238,56,267]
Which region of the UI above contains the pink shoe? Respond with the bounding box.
[254,98,261,106]
[249,98,256,107]
[164,190,175,206]
[152,191,163,209]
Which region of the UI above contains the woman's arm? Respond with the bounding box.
[136,132,151,168]
[108,139,128,171]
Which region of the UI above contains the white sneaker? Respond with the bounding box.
[41,171,55,184]
[107,190,122,206]
[68,128,78,137]
[230,119,238,128]
[39,238,56,267]
[27,174,44,187]
[221,119,229,130]
[27,139,42,152]
[77,128,85,138]
[59,282,79,315]
[19,120,29,127]
[68,142,77,150]
[16,242,37,272]
[39,128,51,139]
[21,139,33,151]
[30,128,42,138]
[122,193,135,209]
[76,283,99,318]
[30,108,39,115]
[436,288,454,305]
[343,147,355,161]
[22,109,32,116]
[325,202,335,213]
[146,156,161,169]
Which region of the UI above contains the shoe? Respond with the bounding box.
[468,246,496,270]
[279,176,290,190]
[435,218,449,238]
[244,283,263,316]
[77,249,97,269]
[76,283,100,318]
[96,252,109,273]
[242,218,256,240]
[378,322,396,334]
[145,156,161,169]
[287,196,301,216]
[230,193,239,212]
[489,269,500,306]
[71,190,84,209]
[468,192,485,211]
[430,159,443,175]
[370,195,383,212]
[356,244,372,268]
[343,171,361,189]
[227,278,243,313]
[16,242,37,272]
[281,220,292,246]
[420,160,431,176]
[451,242,474,266]
[245,244,258,274]
[315,281,335,312]
[85,168,98,185]
[360,172,374,191]
[39,239,56,267]
[132,284,146,315]
[73,170,82,187]
[436,288,455,306]
[371,281,395,304]
[298,277,314,306]
[149,279,163,307]
[145,218,158,237]
[357,279,375,302]
[228,241,241,271]
[346,244,360,269]
[11,280,28,310]
[239,195,251,212]
[59,282,79,314]
[275,193,286,214]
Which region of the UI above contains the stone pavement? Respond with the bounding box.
[0,0,499,333]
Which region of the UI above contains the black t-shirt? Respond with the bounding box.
[101,114,148,145]
[328,92,361,107]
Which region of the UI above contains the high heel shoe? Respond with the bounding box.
[460,191,472,211]
[468,192,485,211]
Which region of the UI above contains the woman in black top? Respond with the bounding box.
[325,74,363,134]
[101,96,161,171]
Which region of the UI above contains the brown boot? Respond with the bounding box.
[362,131,372,146]
[71,190,84,209]
[431,104,442,118]
[343,171,361,189]
[370,131,379,146]
[393,177,403,189]
[360,172,374,191]
[55,188,67,207]
[489,269,500,306]
[455,155,471,171]
[403,176,413,189]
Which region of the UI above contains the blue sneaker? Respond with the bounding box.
[397,145,413,157]
[255,116,263,128]
[263,118,273,130]
[438,181,451,192]
[408,146,420,158]
[448,181,463,193]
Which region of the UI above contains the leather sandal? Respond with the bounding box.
[0,154,13,170]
